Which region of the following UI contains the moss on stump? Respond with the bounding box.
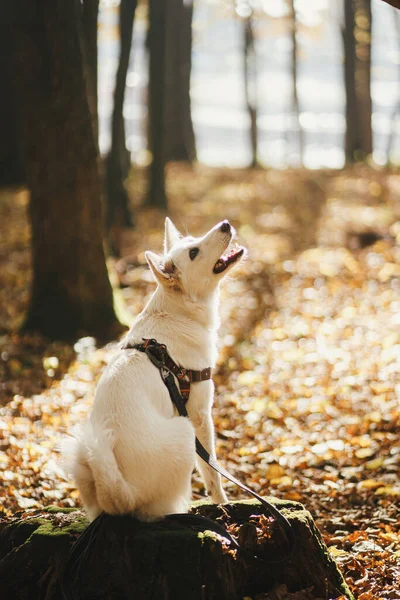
[0,499,354,600]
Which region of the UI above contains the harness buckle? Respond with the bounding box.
[176,368,187,379]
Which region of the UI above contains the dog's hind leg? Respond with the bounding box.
[63,424,137,520]
[136,416,196,520]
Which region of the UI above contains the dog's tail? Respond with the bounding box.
[62,422,136,517]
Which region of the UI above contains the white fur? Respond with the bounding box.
[63,219,245,521]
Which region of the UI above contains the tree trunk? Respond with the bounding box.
[288,0,304,166]
[343,0,358,162]
[386,11,400,163]
[147,0,168,208]
[0,22,24,188]
[243,13,258,168]
[10,0,124,341]
[0,501,355,600]
[105,0,137,256]
[164,0,196,163]
[342,0,373,162]
[80,0,99,145]
[355,0,373,158]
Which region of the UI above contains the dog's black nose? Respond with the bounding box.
[220,221,231,233]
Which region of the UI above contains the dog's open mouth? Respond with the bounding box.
[213,245,245,274]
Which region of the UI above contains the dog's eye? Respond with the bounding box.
[189,248,199,261]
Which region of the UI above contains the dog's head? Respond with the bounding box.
[145,219,246,301]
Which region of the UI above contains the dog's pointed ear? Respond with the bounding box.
[164,217,181,253]
[145,251,180,290]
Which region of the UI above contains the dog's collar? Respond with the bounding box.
[124,338,212,402]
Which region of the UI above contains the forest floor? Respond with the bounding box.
[0,165,400,599]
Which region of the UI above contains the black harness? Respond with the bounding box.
[126,337,212,402]
[128,338,295,556]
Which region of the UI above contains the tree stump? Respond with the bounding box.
[0,500,354,600]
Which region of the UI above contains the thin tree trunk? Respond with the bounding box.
[147,0,168,208]
[288,0,304,166]
[343,0,358,162]
[342,0,373,162]
[243,13,258,168]
[357,0,373,156]
[81,0,99,144]
[10,0,124,341]
[164,0,196,162]
[386,11,400,163]
[105,0,137,255]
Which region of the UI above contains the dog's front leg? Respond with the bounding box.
[190,409,228,504]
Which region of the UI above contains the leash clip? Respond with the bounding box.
[142,338,167,370]
[160,366,171,380]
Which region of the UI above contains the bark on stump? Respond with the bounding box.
[0,500,354,600]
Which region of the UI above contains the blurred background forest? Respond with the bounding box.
[1,1,400,598]
[98,0,400,169]
[2,0,400,336]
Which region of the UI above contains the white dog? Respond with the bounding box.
[63,219,245,522]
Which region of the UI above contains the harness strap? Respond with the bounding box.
[132,338,295,558]
[125,338,211,402]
